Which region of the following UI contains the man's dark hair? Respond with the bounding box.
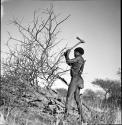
[74,47,84,55]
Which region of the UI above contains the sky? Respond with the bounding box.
[1,0,121,91]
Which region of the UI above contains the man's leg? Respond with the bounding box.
[64,82,76,119]
[74,87,85,123]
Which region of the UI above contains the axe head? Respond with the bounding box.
[76,37,85,43]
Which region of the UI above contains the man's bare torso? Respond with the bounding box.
[66,55,85,77]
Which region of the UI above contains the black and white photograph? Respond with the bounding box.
[1,0,121,124]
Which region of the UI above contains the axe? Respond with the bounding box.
[69,37,85,50]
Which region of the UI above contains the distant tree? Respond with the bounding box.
[56,88,67,97]
[95,90,105,100]
[107,80,121,108]
[92,79,113,101]
[83,89,97,100]
[92,79,121,108]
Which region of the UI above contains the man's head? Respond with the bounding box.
[74,47,84,57]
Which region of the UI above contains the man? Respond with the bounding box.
[64,46,86,123]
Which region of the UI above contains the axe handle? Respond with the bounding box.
[70,41,82,50]
[70,37,85,50]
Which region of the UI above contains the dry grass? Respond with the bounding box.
[0,89,121,125]
[0,105,121,125]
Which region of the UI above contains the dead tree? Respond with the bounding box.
[2,5,70,93]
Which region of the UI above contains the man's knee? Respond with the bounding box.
[74,93,80,103]
[67,87,75,100]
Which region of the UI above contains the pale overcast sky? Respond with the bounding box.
[1,0,121,91]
